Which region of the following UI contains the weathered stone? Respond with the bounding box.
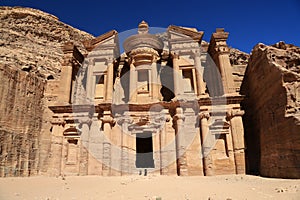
[0,6,93,177]
[0,64,45,177]
[0,6,93,79]
[241,42,300,178]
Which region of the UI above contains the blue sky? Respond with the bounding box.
[1,0,299,53]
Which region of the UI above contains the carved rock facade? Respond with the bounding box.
[44,22,246,176]
[1,7,298,178]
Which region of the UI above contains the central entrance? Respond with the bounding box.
[136,132,155,168]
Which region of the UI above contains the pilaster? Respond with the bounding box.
[193,50,206,95]
[129,62,137,103]
[100,111,115,176]
[78,118,92,175]
[173,107,187,176]
[208,28,235,95]
[105,58,114,102]
[199,111,213,176]
[226,109,246,174]
[172,53,180,97]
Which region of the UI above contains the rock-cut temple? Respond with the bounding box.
[47,21,246,176]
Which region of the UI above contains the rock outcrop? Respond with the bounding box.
[241,42,300,178]
[229,48,249,92]
[0,6,93,79]
[0,6,94,177]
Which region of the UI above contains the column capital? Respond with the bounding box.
[78,117,92,128]
[61,56,73,66]
[199,112,210,120]
[192,49,201,58]
[173,107,185,121]
[226,109,245,120]
[105,57,114,65]
[116,117,133,125]
[101,111,116,126]
[173,113,185,121]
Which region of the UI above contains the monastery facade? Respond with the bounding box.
[47,21,246,176]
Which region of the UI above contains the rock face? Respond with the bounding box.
[229,48,249,93]
[0,6,93,79]
[0,64,45,176]
[0,6,94,177]
[241,42,300,178]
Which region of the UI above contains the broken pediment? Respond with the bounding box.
[168,25,203,42]
[83,30,119,53]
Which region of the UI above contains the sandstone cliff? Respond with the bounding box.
[0,6,93,79]
[241,42,300,178]
[0,6,94,176]
[229,48,249,92]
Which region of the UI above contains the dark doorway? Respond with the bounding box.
[136,132,155,168]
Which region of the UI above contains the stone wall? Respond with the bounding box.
[0,64,45,177]
[241,42,300,178]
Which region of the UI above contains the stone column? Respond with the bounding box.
[78,118,91,175]
[85,60,94,102]
[106,60,114,102]
[164,113,177,175]
[199,111,213,176]
[151,61,159,101]
[208,28,235,94]
[193,51,206,95]
[129,63,137,103]
[218,53,235,94]
[101,111,115,176]
[173,107,187,176]
[172,54,180,97]
[59,59,73,103]
[227,109,246,174]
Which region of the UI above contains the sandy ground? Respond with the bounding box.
[0,175,299,200]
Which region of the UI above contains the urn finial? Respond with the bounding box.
[138,20,149,34]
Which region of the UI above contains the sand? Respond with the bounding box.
[0,175,299,200]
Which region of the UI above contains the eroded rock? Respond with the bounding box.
[241,42,300,178]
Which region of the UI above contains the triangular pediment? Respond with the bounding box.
[168,25,203,42]
[83,30,118,51]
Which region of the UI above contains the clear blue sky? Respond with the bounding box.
[1,0,299,53]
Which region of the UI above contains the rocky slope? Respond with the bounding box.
[0,6,94,79]
[0,6,94,177]
[241,41,300,178]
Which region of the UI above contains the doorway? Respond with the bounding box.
[136,132,154,168]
